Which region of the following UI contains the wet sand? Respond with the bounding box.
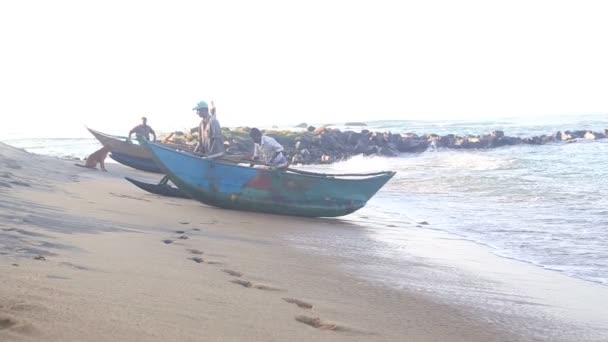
[1,142,606,341]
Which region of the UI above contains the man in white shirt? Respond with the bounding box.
[249,128,288,168]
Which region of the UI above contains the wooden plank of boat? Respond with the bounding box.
[143,141,396,218]
[124,177,191,199]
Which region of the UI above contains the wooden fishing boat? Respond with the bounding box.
[88,128,167,173]
[144,141,395,217]
[88,128,247,174]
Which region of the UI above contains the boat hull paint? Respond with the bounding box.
[110,152,163,173]
[145,142,395,217]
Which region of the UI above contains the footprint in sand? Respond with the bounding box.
[295,315,337,331]
[192,228,201,231]
[230,279,282,291]
[283,298,313,309]
[175,230,185,234]
[109,193,151,202]
[179,222,190,225]
[9,180,31,187]
[231,279,252,288]
[60,262,89,271]
[4,159,22,170]
[189,257,204,264]
[0,316,17,330]
[0,172,14,178]
[178,235,189,240]
[186,249,204,255]
[187,255,222,265]
[47,275,70,280]
[163,239,174,244]
[222,269,242,277]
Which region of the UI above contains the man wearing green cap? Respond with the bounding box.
[193,100,224,156]
[158,100,224,187]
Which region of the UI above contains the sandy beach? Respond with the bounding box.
[1,142,607,342]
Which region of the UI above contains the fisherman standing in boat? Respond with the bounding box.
[159,100,224,186]
[249,128,288,169]
[193,101,224,156]
[128,117,157,142]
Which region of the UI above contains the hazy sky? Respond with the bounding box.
[1,0,607,137]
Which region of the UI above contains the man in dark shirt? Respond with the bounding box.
[128,117,156,142]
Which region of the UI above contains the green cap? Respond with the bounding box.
[192,101,208,110]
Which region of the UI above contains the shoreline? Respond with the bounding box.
[1,143,607,341]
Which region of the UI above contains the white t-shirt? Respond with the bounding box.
[253,135,285,165]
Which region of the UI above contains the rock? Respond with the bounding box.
[584,131,597,140]
[378,146,399,157]
[388,133,401,145]
[584,131,605,140]
[497,136,522,146]
[553,131,562,141]
[353,134,371,154]
[572,130,586,138]
[561,131,575,141]
[453,137,466,148]
[320,133,339,151]
[371,133,387,146]
[295,122,308,128]
[439,134,455,147]
[312,135,323,147]
[540,135,554,144]
[427,134,440,142]
[158,124,607,166]
[345,131,361,145]
[295,133,314,149]
[314,125,331,135]
[491,130,505,138]
[523,136,542,145]
[365,146,379,155]
[398,138,428,152]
